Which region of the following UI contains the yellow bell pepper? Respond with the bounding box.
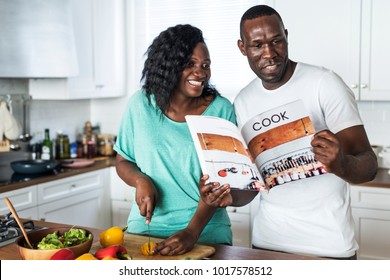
[75,253,98,260]
[140,242,157,256]
[99,226,127,247]
[102,256,119,260]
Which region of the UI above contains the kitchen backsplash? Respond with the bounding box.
[357,101,390,147]
[1,79,390,148]
[29,99,91,143]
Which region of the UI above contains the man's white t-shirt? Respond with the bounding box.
[234,62,362,258]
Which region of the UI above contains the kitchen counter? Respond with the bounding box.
[358,167,390,188]
[0,219,322,260]
[0,157,116,193]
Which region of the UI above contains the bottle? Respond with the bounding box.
[84,121,97,158]
[70,142,77,158]
[41,129,52,160]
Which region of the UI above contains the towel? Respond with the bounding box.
[0,101,22,140]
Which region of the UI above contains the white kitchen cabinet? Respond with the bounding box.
[111,200,132,227]
[29,0,126,100]
[227,204,251,248]
[37,170,104,204]
[109,167,133,226]
[37,169,111,229]
[37,189,103,228]
[0,186,38,219]
[271,0,390,101]
[351,185,390,260]
[14,207,39,221]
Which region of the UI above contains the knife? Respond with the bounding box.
[147,223,151,252]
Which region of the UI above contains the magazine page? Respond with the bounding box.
[241,100,326,190]
[185,115,264,190]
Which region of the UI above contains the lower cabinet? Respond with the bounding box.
[1,168,112,229]
[36,169,112,229]
[351,185,390,260]
[0,186,38,218]
[109,167,133,227]
[227,205,251,248]
[16,207,39,220]
[37,189,103,228]
[111,200,132,227]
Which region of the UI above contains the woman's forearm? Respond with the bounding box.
[186,199,217,240]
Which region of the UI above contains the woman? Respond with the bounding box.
[114,24,235,255]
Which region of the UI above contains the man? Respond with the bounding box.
[200,5,377,259]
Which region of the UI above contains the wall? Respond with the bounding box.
[358,101,390,147]
[29,99,90,143]
[0,79,90,144]
[90,95,129,136]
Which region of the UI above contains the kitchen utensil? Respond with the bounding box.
[97,134,115,156]
[19,133,33,142]
[147,223,151,252]
[61,158,95,168]
[90,233,215,260]
[4,197,33,249]
[9,143,21,151]
[10,159,59,174]
[15,227,93,260]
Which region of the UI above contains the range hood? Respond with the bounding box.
[0,0,78,78]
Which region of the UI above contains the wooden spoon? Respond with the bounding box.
[4,197,33,249]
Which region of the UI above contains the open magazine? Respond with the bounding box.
[186,100,326,192]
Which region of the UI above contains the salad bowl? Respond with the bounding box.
[16,227,93,260]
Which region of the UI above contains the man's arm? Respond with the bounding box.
[311,125,378,184]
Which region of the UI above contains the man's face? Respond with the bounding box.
[238,14,290,90]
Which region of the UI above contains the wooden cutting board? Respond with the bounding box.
[90,233,216,260]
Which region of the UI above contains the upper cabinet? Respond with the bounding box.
[29,0,126,100]
[271,0,390,101]
[359,0,389,100]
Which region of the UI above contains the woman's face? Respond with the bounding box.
[174,42,211,98]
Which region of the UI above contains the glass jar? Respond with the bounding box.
[56,134,70,159]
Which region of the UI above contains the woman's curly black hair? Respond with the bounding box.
[141,24,219,114]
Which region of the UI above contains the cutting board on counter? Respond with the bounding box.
[90,233,216,260]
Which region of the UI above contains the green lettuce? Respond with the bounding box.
[36,228,91,250]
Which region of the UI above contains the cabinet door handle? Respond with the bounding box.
[40,218,46,222]
[350,84,358,89]
[71,184,76,188]
[360,83,368,89]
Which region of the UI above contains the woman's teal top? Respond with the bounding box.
[114,90,236,244]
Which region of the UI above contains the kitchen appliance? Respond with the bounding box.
[379,146,390,169]
[10,159,59,174]
[0,212,43,247]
